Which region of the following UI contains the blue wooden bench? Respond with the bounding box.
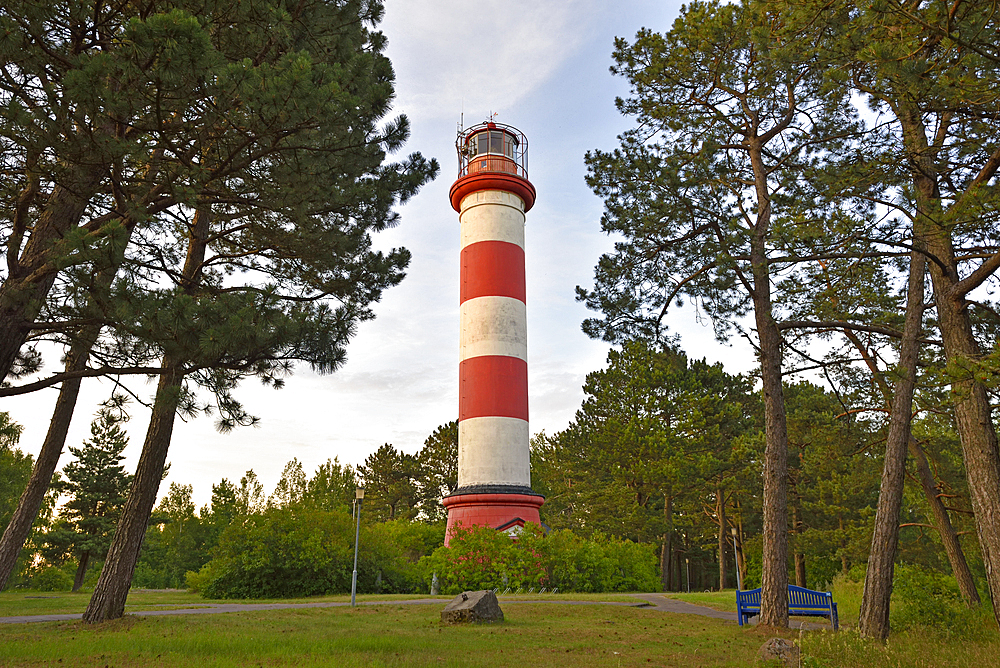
[736,585,839,630]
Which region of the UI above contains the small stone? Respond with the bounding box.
[757,637,799,667]
[441,590,504,624]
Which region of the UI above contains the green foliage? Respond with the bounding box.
[184,564,212,594]
[889,564,987,637]
[533,341,756,590]
[786,382,880,583]
[201,506,355,598]
[419,525,659,595]
[0,412,31,532]
[198,507,430,599]
[302,458,358,513]
[29,566,73,592]
[358,444,420,522]
[134,483,211,589]
[415,422,458,521]
[542,529,660,593]
[420,524,541,594]
[43,407,132,583]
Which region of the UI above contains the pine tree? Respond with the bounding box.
[416,422,458,522]
[0,413,30,535]
[579,1,861,624]
[50,409,132,592]
[0,1,436,598]
[359,444,419,522]
[303,459,358,513]
[773,0,1000,636]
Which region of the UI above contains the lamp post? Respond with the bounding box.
[685,558,690,594]
[351,487,365,607]
[731,526,742,591]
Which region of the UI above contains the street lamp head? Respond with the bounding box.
[731,526,737,537]
[355,487,365,501]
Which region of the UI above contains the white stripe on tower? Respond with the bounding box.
[458,189,530,490]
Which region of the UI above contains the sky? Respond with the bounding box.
[4,0,757,508]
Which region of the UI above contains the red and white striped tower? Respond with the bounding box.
[442,121,544,544]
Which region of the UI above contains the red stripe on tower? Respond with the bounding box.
[459,356,529,420]
[460,241,526,303]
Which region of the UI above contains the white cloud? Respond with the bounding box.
[383,0,601,120]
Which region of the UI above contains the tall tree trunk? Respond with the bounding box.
[859,251,925,641]
[839,515,848,574]
[843,329,979,606]
[791,503,806,588]
[929,258,1000,625]
[909,439,980,606]
[749,141,790,625]
[743,130,792,624]
[0,173,103,383]
[0,338,92,589]
[0,208,137,590]
[717,489,727,591]
[660,492,673,591]
[734,499,746,588]
[72,551,91,593]
[83,364,183,622]
[901,106,1000,628]
[84,206,210,623]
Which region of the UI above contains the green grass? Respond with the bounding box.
[0,590,637,618]
[665,590,736,612]
[0,591,448,617]
[0,602,762,667]
[800,625,1000,668]
[1,596,996,666]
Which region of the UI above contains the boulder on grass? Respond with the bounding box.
[757,637,799,667]
[441,590,504,624]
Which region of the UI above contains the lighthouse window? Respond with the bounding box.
[466,129,519,160]
[489,131,504,155]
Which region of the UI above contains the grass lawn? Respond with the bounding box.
[0,591,442,618]
[0,594,997,667]
[0,590,639,618]
[1,602,763,667]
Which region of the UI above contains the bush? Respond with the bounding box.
[419,525,659,594]
[741,534,762,589]
[185,564,213,593]
[198,507,430,598]
[31,566,74,592]
[420,524,535,594]
[889,563,985,637]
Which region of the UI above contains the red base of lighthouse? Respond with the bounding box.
[442,492,544,546]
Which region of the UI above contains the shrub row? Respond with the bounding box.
[419,524,660,595]
[187,508,439,598]
[186,506,659,598]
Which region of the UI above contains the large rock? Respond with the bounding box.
[757,637,799,667]
[441,590,504,624]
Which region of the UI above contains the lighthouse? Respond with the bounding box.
[442,120,544,544]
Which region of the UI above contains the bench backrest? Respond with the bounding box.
[737,586,831,609]
[788,585,832,608]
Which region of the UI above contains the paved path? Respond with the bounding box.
[0,594,833,629]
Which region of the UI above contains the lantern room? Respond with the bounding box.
[450,121,535,212]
